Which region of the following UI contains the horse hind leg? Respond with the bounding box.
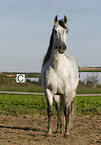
[64,106,70,138]
[64,94,76,138]
[54,95,62,133]
[68,100,74,129]
[68,91,76,129]
[71,91,76,118]
[71,97,76,118]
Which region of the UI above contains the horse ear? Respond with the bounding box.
[63,15,67,26]
[54,15,58,25]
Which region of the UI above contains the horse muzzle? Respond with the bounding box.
[58,43,67,54]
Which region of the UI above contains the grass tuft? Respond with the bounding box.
[76,96,101,116]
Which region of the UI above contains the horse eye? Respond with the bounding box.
[66,30,68,34]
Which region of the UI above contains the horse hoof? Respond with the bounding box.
[46,132,53,137]
[55,130,60,133]
[64,133,70,139]
[54,129,62,134]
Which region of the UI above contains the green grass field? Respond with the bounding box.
[0,84,44,93]
[0,83,101,94]
[76,96,101,116]
[0,83,101,116]
[0,94,100,116]
[77,86,101,94]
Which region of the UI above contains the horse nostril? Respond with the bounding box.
[64,45,66,50]
[59,45,61,49]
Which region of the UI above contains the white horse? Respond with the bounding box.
[41,15,79,138]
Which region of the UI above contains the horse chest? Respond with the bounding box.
[43,54,73,94]
[44,66,66,94]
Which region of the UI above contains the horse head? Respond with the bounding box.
[42,15,69,67]
[53,15,68,54]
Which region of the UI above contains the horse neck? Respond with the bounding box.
[49,45,64,68]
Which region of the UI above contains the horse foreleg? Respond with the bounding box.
[45,89,53,136]
[47,106,53,136]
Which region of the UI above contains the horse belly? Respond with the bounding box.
[56,65,78,94]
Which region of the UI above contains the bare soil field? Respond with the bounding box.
[0,114,101,145]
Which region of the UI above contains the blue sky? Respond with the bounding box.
[0,0,101,72]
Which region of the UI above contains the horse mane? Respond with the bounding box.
[42,28,54,67]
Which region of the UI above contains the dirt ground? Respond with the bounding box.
[0,114,101,145]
